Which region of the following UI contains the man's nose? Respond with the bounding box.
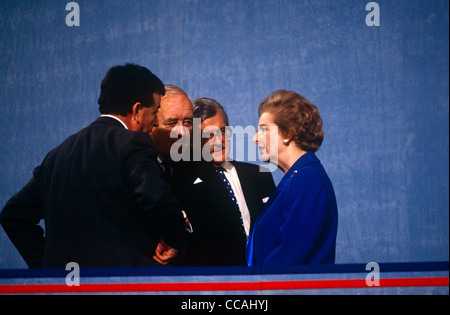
[213,133,224,146]
[173,125,188,138]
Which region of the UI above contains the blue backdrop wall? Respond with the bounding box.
[0,0,448,268]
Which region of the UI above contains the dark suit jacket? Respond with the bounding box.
[0,117,188,269]
[171,160,276,266]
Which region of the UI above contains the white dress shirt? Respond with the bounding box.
[221,161,251,236]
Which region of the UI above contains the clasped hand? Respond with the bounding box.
[153,214,192,265]
[153,239,178,265]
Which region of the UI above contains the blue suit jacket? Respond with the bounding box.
[246,152,338,266]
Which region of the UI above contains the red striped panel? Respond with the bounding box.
[0,277,448,294]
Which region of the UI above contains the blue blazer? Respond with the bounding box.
[246,152,338,266]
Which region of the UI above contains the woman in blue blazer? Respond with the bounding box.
[246,90,338,266]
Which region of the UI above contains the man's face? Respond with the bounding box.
[133,93,161,133]
[150,94,193,158]
[201,111,230,167]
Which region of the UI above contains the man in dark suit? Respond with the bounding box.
[172,98,276,266]
[0,64,189,269]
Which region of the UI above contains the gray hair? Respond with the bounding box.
[193,97,229,125]
[163,84,194,108]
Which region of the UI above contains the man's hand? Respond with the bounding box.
[153,239,178,265]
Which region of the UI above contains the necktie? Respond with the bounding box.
[216,167,247,238]
[157,156,165,173]
[157,155,173,179]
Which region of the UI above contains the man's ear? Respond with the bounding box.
[131,102,143,124]
[126,102,144,131]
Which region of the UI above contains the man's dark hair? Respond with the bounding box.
[193,97,229,125]
[98,63,165,116]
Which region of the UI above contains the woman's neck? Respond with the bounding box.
[277,146,307,174]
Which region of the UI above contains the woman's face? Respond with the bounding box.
[253,111,284,164]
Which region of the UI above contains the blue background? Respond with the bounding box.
[0,0,448,268]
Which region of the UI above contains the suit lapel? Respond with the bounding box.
[201,162,233,206]
[232,161,262,225]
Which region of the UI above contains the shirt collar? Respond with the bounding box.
[100,115,129,130]
[220,160,235,173]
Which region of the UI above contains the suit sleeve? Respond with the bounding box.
[122,134,188,252]
[0,167,45,269]
[262,169,276,197]
[263,168,332,266]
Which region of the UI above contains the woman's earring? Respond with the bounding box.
[283,139,290,146]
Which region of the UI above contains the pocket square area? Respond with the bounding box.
[194,178,203,184]
[262,197,269,203]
